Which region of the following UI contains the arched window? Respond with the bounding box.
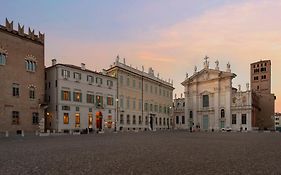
[25,56,37,72]
[189,111,193,119]
[221,109,225,118]
[0,52,7,65]
[127,115,130,124]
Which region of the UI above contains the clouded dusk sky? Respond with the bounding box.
[1,0,280,111]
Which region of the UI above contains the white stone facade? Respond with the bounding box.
[173,95,187,129]
[45,60,117,132]
[106,56,174,131]
[182,58,252,131]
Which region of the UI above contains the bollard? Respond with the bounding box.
[5,131,9,137]
[21,130,24,137]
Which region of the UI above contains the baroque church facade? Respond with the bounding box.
[182,57,252,131]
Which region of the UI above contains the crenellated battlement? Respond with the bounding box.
[0,18,44,44]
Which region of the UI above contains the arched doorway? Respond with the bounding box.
[96,111,103,131]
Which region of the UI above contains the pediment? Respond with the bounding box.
[182,68,236,86]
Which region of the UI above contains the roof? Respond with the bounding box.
[46,63,116,79]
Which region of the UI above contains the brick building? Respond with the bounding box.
[0,19,45,133]
[250,60,275,129]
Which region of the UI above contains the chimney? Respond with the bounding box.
[81,63,85,70]
[51,59,57,66]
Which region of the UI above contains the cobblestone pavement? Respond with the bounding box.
[0,131,281,175]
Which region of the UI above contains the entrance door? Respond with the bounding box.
[88,114,93,129]
[96,111,103,131]
[220,121,225,129]
[150,115,153,130]
[203,115,209,130]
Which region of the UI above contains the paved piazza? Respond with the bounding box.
[1,131,281,175]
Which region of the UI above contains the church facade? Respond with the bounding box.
[182,57,252,131]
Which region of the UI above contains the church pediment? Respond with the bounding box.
[182,68,236,85]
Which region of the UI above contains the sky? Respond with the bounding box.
[1,0,280,112]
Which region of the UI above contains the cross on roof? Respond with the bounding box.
[204,55,209,62]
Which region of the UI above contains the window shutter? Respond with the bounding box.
[69,91,71,101]
[80,93,82,102]
[73,92,75,101]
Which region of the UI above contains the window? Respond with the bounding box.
[62,106,70,111]
[61,69,70,78]
[254,76,259,80]
[261,67,266,72]
[183,102,185,107]
[182,116,185,124]
[150,85,153,93]
[76,106,80,111]
[75,113,80,127]
[176,116,179,124]
[87,75,94,83]
[107,96,113,105]
[232,114,237,124]
[154,87,157,94]
[73,72,81,80]
[133,115,136,124]
[145,84,148,92]
[163,118,166,126]
[150,104,153,112]
[73,92,82,102]
[242,114,247,124]
[126,97,130,109]
[63,113,69,124]
[120,114,124,124]
[127,115,130,124]
[0,52,6,65]
[144,103,148,111]
[138,100,142,111]
[221,109,225,118]
[126,77,130,86]
[138,81,142,89]
[261,75,267,79]
[25,60,36,72]
[29,87,35,99]
[12,84,19,97]
[61,90,71,101]
[159,88,162,96]
[32,112,39,124]
[96,95,103,107]
[87,94,94,104]
[203,95,209,107]
[107,80,113,87]
[12,111,19,125]
[159,118,162,125]
[120,97,124,109]
[132,79,136,88]
[190,111,193,119]
[119,75,123,86]
[96,77,103,85]
[159,106,162,113]
[154,105,158,113]
[133,99,136,110]
[155,117,158,125]
[139,116,142,124]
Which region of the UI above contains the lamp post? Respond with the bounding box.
[115,98,118,132]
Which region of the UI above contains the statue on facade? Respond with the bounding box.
[246,83,249,91]
[186,72,189,79]
[215,60,219,70]
[204,55,209,69]
[227,62,231,72]
[142,65,144,72]
[194,66,197,73]
[116,55,120,63]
